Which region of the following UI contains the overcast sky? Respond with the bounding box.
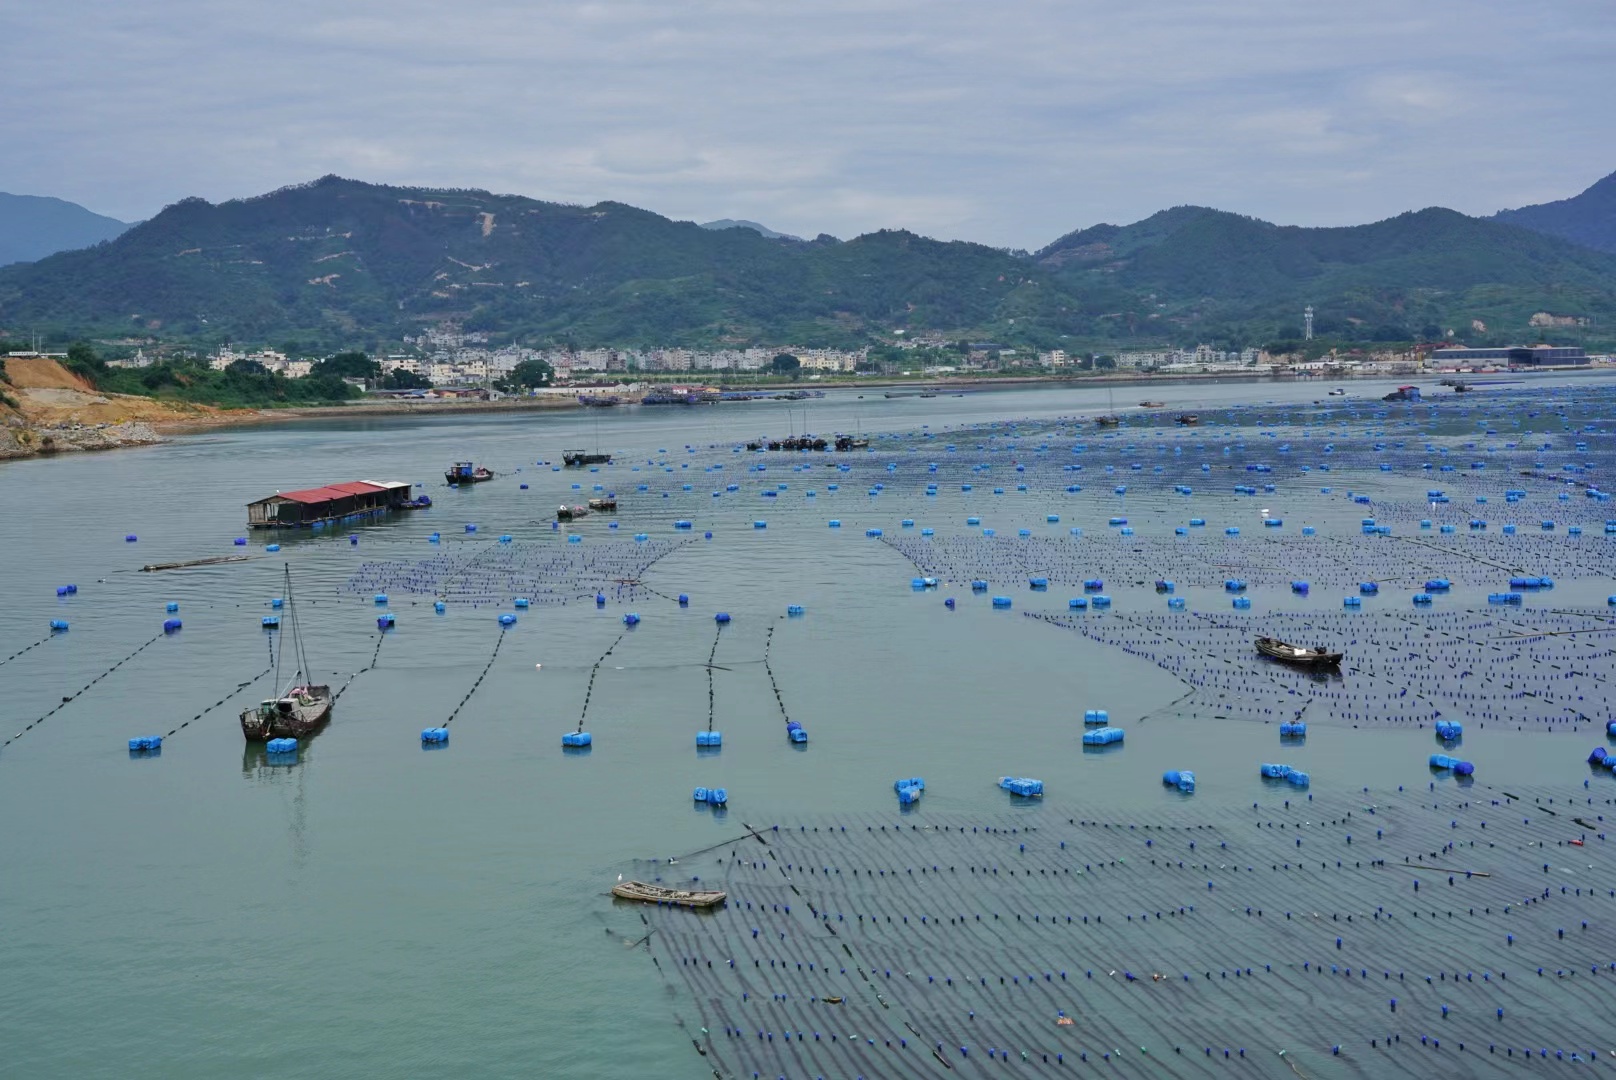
[5,0,1613,249]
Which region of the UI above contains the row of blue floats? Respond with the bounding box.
[1429,754,1476,775]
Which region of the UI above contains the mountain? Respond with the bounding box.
[699,218,802,242]
[1036,204,1616,341]
[2,174,1614,350]
[0,193,131,267]
[0,176,1037,348]
[1493,171,1616,255]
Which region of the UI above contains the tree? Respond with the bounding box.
[227,358,269,377]
[382,367,432,390]
[64,341,105,385]
[312,350,378,381]
[770,353,800,375]
[507,358,554,389]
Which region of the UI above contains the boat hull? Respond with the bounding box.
[611,880,726,908]
[240,687,334,741]
[1255,638,1342,667]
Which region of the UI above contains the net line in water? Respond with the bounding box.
[611,784,1616,1078]
[3,631,163,750]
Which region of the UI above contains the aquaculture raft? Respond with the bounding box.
[611,880,726,908]
[246,480,418,528]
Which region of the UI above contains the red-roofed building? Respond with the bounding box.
[247,480,414,528]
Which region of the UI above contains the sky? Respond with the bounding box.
[5,0,1614,250]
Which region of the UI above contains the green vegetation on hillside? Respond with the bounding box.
[1,176,1614,353]
[64,342,362,408]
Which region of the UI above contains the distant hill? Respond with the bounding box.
[0,193,131,267]
[699,218,803,242]
[2,174,1614,349]
[1494,171,1616,255]
[1036,204,1616,342]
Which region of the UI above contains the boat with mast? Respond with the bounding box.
[240,565,333,741]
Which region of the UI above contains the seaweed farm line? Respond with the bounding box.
[5,374,1616,1080]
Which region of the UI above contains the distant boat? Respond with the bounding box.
[587,496,616,511]
[241,566,332,741]
[1138,400,1164,408]
[556,504,589,521]
[1094,415,1120,427]
[578,395,620,407]
[1175,413,1199,425]
[1328,388,1346,396]
[1255,636,1342,668]
[563,450,612,466]
[611,880,726,908]
[445,461,493,485]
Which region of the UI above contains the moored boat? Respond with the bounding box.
[241,565,333,741]
[445,462,493,485]
[557,504,590,521]
[1175,413,1199,425]
[1255,636,1343,667]
[563,450,612,466]
[1138,400,1164,408]
[587,496,616,511]
[611,880,727,908]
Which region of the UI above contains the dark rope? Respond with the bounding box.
[0,633,54,670]
[443,627,507,726]
[3,632,163,748]
[578,631,626,731]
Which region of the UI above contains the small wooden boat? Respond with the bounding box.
[1175,413,1199,425]
[587,496,617,511]
[1093,415,1120,427]
[611,880,727,908]
[1255,636,1342,667]
[241,566,333,741]
[557,504,589,521]
[821,996,844,1005]
[563,450,612,466]
[1138,400,1164,408]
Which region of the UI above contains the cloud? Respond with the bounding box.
[1,0,1613,247]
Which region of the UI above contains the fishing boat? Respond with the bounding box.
[557,504,590,521]
[1093,415,1121,427]
[563,450,612,466]
[577,394,620,407]
[611,880,727,908]
[445,462,493,485]
[1255,636,1343,668]
[587,496,616,511]
[1138,400,1164,408]
[1328,388,1346,396]
[1174,413,1199,425]
[241,566,332,741]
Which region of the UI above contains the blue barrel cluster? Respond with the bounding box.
[1224,579,1248,592]
[1487,592,1524,605]
[1343,596,1362,608]
[787,604,805,615]
[420,727,449,744]
[514,597,530,608]
[693,786,728,805]
[162,618,182,633]
[128,735,162,752]
[1083,709,1109,726]
[1429,754,1475,775]
[623,613,640,625]
[56,584,78,596]
[991,596,1012,608]
[1028,577,1048,589]
[715,612,731,624]
[50,620,69,632]
[266,737,298,754]
[895,777,925,804]
[1412,593,1433,605]
[499,613,518,625]
[1000,776,1044,797]
[1261,763,1309,786]
[1083,578,1103,591]
[1509,575,1554,588]
[562,731,592,748]
[786,721,807,744]
[1591,748,1615,770]
[1232,597,1251,610]
[1162,769,1195,793]
[1068,597,1088,609]
[696,731,723,747]
[1358,582,1379,595]
[1424,578,1452,591]
[1291,581,1310,594]
[1082,726,1124,746]
[376,613,395,629]
[1280,721,1307,737]
[1435,720,1463,740]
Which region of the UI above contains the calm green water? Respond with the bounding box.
[1,375,1610,1079]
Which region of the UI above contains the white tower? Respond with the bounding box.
[1304,305,1314,341]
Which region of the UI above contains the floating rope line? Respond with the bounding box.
[762,621,790,725]
[578,631,627,730]
[331,630,388,702]
[0,633,54,670]
[163,662,276,739]
[3,632,162,749]
[442,627,507,726]
[706,625,722,731]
